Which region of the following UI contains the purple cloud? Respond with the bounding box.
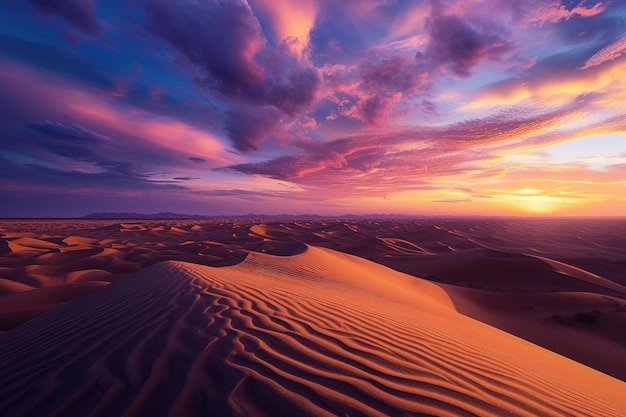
[225,105,282,152]
[141,0,324,151]
[218,104,593,198]
[29,0,100,34]
[0,120,197,194]
[22,121,112,160]
[425,13,515,77]
[359,94,399,126]
[143,0,265,96]
[354,54,430,125]
[361,55,427,94]
[0,154,185,192]
[186,157,207,164]
[266,67,323,117]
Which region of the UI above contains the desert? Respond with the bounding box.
[3,0,626,415]
[1,218,625,416]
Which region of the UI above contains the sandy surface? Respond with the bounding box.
[1,218,625,415]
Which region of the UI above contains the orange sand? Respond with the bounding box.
[0,218,625,415]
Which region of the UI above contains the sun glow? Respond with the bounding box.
[501,189,580,214]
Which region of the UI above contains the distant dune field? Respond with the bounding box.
[1,219,625,416]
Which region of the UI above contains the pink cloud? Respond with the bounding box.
[581,35,626,69]
[220,101,625,204]
[0,59,236,170]
[249,0,319,47]
[529,1,607,25]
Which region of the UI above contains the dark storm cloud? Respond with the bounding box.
[29,0,100,34]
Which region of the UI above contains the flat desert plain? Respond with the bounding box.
[0,218,625,416]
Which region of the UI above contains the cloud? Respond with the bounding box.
[359,93,402,126]
[432,198,473,203]
[464,53,626,112]
[225,105,282,152]
[219,129,439,195]
[355,55,429,125]
[22,121,112,160]
[6,121,162,190]
[186,157,207,164]
[140,0,324,151]
[0,35,113,91]
[2,0,626,216]
[249,0,319,46]
[218,103,613,200]
[0,59,237,183]
[0,154,186,193]
[198,188,281,201]
[581,35,626,69]
[527,1,607,26]
[318,53,431,126]
[143,0,265,96]
[425,12,515,77]
[361,55,427,94]
[29,0,100,34]
[265,67,324,117]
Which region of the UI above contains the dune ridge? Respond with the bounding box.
[0,246,624,416]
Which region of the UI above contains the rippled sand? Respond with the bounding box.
[1,218,625,415]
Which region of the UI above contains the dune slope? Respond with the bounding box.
[0,246,625,417]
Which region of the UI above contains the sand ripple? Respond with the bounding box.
[0,248,624,416]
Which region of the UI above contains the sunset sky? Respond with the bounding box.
[1,0,625,217]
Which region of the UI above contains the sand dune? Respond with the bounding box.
[1,218,626,413]
[1,247,624,416]
[442,285,626,381]
[531,254,626,293]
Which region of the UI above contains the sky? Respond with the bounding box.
[0,0,625,217]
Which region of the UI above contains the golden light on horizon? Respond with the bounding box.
[499,189,584,214]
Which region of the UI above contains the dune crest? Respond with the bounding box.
[0,247,624,417]
[532,254,626,293]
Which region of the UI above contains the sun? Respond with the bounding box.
[502,189,575,215]
[517,195,567,214]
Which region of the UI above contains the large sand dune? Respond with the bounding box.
[1,246,624,416]
[1,218,626,415]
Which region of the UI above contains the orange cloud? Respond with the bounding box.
[463,57,626,112]
[250,0,319,46]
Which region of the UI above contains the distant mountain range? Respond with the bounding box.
[82,212,421,220]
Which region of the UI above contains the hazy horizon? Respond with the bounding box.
[3,212,626,220]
